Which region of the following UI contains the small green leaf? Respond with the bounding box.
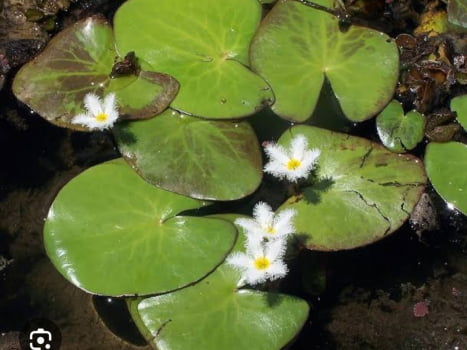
[447,0,467,29]
[113,109,262,201]
[250,0,399,122]
[376,100,425,153]
[114,0,273,119]
[131,214,309,350]
[12,17,177,130]
[278,125,426,251]
[451,94,467,131]
[44,159,237,296]
[425,142,467,215]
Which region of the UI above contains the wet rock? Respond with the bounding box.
[0,332,21,349]
[5,39,45,67]
[426,123,462,141]
[425,109,462,142]
[410,192,439,238]
[324,274,467,349]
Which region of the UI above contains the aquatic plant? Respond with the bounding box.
[376,100,425,153]
[424,94,467,216]
[12,0,450,348]
[71,92,119,130]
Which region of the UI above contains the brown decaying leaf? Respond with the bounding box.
[396,33,467,115]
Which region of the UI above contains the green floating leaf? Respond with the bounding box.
[451,94,467,131]
[106,69,179,121]
[447,0,467,29]
[13,16,178,130]
[130,214,309,350]
[250,0,399,122]
[278,125,426,251]
[12,17,114,129]
[44,159,237,296]
[425,142,467,215]
[376,100,425,153]
[114,0,273,119]
[113,109,262,201]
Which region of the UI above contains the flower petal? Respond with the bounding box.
[96,117,117,130]
[285,166,310,182]
[265,239,287,261]
[226,252,250,270]
[290,134,308,160]
[244,266,268,285]
[266,260,288,281]
[234,218,260,235]
[253,202,274,229]
[264,143,289,164]
[84,93,103,116]
[103,93,117,114]
[71,113,92,126]
[264,160,287,179]
[245,237,264,257]
[300,149,321,171]
[273,208,296,237]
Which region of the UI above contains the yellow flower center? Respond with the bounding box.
[286,158,301,170]
[253,256,271,270]
[95,113,108,122]
[265,226,276,234]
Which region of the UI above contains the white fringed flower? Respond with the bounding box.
[264,134,320,182]
[235,202,296,242]
[72,92,119,130]
[227,239,288,285]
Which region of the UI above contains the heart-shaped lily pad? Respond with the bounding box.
[129,214,309,350]
[44,158,237,296]
[113,109,263,201]
[250,0,399,122]
[114,0,273,119]
[278,125,426,251]
[425,142,467,215]
[13,16,178,130]
[451,94,467,131]
[376,100,425,153]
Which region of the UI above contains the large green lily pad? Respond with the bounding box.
[425,142,467,215]
[114,0,273,119]
[44,158,237,296]
[278,125,426,251]
[451,94,467,131]
[113,109,262,201]
[376,100,425,153]
[13,16,178,130]
[130,214,309,350]
[250,0,399,122]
